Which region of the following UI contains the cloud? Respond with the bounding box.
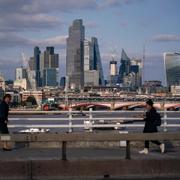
[152,34,180,42]
[0,13,62,32]
[0,32,29,47]
[99,0,144,8]
[32,35,67,48]
[0,0,97,32]
[0,32,67,48]
[120,21,128,28]
[0,0,98,15]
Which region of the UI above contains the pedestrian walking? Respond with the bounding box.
[139,99,165,154]
[0,94,12,151]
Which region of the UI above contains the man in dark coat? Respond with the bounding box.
[139,99,165,154]
[0,94,12,150]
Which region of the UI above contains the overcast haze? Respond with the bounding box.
[0,0,180,85]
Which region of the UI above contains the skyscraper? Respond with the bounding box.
[66,19,85,90]
[84,39,94,71]
[40,47,59,87]
[91,37,105,86]
[43,68,57,87]
[119,49,131,83]
[109,60,118,86]
[110,60,117,76]
[28,47,59,88]
[28,57,35,71]
[130,59,142,88]
[34,47,41,87]
[15,67,27,80]
[164,52,180,87]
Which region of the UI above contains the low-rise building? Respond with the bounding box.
[84,70,99,87]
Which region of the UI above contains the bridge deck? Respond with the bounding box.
[0,147,180,180]
[0,146,180,161]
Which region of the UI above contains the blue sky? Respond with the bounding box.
[0,0,180,85]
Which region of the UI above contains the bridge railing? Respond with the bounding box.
[8,109,180,133]
[1,132,180,160]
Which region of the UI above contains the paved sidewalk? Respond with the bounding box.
[0,146,179,161]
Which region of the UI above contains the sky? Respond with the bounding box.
[0,0,180,85]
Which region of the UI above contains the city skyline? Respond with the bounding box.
[0,0,180,85]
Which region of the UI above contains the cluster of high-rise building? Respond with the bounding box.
[11,19,180,92]
[66,19,104,90]
[14,47,59,90]
[108,49,142,89]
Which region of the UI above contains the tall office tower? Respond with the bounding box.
[40,47,59,87]
[40,47,55,69]
[84,39,98,87]
[109,60,118,86]
[60,76,66,88]
[42,68,57,87]
[28,57,35,70]
[110,60,117,76]
[15,67,27,80]
[91,37,105,86]
[66,19,85,90]
[164,52,180,87]
[119,49,131,83]
[34,47,41,87]
[130,59,142,88]
[84,39,94,71]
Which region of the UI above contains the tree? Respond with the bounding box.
[26,96,37,106]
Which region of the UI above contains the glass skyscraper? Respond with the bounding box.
[164,52,180,87]
[84,39,94,71]
[119,49,131,83]
[34,47,41,87]
[28,46,59,88]
[66,19,85,90]
[91,37,105,86]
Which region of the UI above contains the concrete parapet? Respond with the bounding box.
[0,159,180,179]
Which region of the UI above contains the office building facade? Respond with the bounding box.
[15,67,27,80]
[42,68,57,87]
[84,39,94,71]
[27,47,59,88]
[119,49,131,83]
[91,37,105,86]
[66,19,85,90]
[164,52,180,87]
[34,47,41,87]
[109,60,118,86]
[84,70,99,87]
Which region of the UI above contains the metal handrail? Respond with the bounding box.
[7,124,180,128]
[7,109,180,132]
[9,110,180,114]
[1,132,180,160]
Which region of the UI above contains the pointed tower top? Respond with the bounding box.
[121,49,130,61]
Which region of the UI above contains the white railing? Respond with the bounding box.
[8,109,180,133]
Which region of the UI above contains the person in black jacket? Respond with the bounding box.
[139,99,165,154]
[0,94,12,151]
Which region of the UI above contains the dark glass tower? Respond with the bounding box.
[34,46,41,87]
[66,19,85,90]
[91,37,105,86]
[119,49,131,83]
